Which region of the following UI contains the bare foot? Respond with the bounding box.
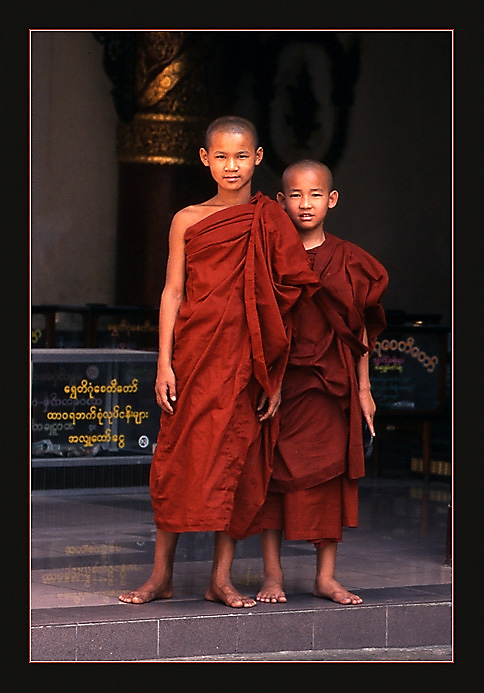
[256,576,287,603]
[313,577,362,605]
[118,578,173,604]
[205,581,256,608]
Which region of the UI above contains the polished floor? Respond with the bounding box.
[30,388,454,662]
[30,474,452,611]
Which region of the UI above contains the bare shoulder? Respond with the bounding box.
[172,205,200,225]
[171,203,214,231]
[167,206,198,240]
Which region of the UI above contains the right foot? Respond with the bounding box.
[118,579,173,604]
[256,577,287,603]
[312,577,362,605]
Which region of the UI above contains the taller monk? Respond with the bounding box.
[119,117,320,607]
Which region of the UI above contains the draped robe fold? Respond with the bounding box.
[263,233,388,540]
[149,192,321,540]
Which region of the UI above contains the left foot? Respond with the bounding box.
[256,577,287,603]
[205,581,256,608]
[313,578,362,605]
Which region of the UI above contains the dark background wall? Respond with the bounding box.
[30,30,452,326]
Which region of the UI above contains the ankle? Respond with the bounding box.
[263,566,284,580]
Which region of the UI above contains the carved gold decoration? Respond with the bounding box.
[115,32,213,165]
[117,113,205,165]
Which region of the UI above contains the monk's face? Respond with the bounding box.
[200,130,263,192]
[278,167,338,233]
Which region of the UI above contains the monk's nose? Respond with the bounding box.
[225,158,238,170]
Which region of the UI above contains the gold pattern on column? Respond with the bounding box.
[117,32,213,165]
[118,113,203,165]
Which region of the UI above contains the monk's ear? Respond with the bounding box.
[276,191,286,208]
[199,148,210,167]
[328,190,339,208]
[255,146,264,166]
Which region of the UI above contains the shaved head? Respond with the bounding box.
[205,116,259,150]
[282,160,333,191]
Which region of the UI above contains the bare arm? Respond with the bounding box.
[357,326,376,436]
[155,211,187,414]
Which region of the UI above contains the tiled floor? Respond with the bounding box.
[30,475,452,611]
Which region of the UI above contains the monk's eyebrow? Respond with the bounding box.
[214,149,251,155]
[288,187,325,193]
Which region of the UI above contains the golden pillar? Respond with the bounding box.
[104,31,224,306]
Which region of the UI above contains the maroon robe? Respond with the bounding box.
[149,192,320,539]
[263,232,388,540]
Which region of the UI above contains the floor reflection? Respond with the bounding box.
[31,476,452,609]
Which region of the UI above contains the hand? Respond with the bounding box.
[155,365,177,414]
[359,388,376,436]
[257,387,282,421]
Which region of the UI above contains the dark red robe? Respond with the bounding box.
[261,232,388,542]
[149,192,321,539]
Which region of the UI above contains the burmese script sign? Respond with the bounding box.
[369,327,449,414]
[31,350,159,459]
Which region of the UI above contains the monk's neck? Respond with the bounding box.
[211,188,252,207]
[301,228,326,250]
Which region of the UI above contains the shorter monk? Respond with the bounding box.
[256,160,388,606]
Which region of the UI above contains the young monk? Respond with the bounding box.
[119,118,320,608]
[256,160,388,606]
